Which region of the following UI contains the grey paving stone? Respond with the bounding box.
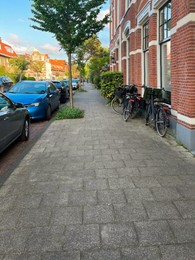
[96,169,118,178]
[151,187,181,201]
[65,170,96,180]
[3,253,41,260]
[68,191,97,206]
[85,179,108,190]
[103,160,125,169]
[59,179,83,192]
[121,246,161,260]
[144,201,181,220]
[41,192,69,207]
[41,251,80,260]
[108,177,135,189]
[17,208,52,228]
[31,182,59,194]
[83,205,115,224]
[174,201,195,219]
[178,175,195,185]
[52,206,82,225]
[169,219,195,243]
[132,177,161,188]
[124,160,146,167]
[0,184,13,197]
[98,190,126,204]
[14,194,42,209]
[124,188,154,202]
[85,161,105,170]
[0,208,21,230]
[156,176,184,187]
[117,167,140,177]
[135,220,175,246]
[25,226,65,252]
[114,203,148,222]
[160,243,195,260]
[0,196,17,211]
[0,230,15,254]
[81,249,120,260]
[101,223,137,247]
[63,224,100,250]
[177,186,195,199]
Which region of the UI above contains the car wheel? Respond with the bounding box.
[46,105,51,120]
[20,118,30,141]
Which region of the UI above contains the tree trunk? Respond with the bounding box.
[19,72,23,82]
[68,52,74,108]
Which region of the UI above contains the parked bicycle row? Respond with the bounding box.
[111,84,171,137]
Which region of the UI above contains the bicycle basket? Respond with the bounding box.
[115,87,124,98]
[143,87,162,100]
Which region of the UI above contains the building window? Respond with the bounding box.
[159,1,171,101]
[143,22,149,85]
[159,1,171,42]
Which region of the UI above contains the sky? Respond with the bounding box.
[0,0,110,60]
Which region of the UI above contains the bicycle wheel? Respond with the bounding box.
[129,102,138,119]
[111,96,123,114]
[156,108,168,137]
[123,103,131,121]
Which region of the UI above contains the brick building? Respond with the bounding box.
[110,0,195,153]
[50,59,68,79]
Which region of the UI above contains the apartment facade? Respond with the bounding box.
[110,0,195,153]
[0,39,17,69]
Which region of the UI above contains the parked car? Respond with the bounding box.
[0,92,30,154]
[0,76,13,92]
[51,80,68,103]
[6,81,60,120]
[72,79,79,90]
[60,80,70,97]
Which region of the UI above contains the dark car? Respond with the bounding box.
[51,80,69,103]
[60,80,70,97]
[0,76,13,92]
[0,92,30,154]
[6,81,60,120]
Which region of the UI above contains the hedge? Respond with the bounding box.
[100,71,123,100]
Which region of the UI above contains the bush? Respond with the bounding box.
[26,77,36,81]
[100,71,123,100]
[55,106,84,120]
[94,75,101,89]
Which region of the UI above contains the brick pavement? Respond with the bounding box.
[0,83,195,259]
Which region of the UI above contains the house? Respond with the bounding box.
[25,49,52,80]
[0,38,17,69]
[49,59,68,79]
[110,0,195,153]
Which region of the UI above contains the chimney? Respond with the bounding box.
[0,37,2,42]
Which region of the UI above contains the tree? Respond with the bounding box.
[31,0,109,108]
[30,60,44,80]
[73,34,102,87]
[9,56,29,81]
[88,47,110,88]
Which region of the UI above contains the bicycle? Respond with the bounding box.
[123,85,144,121]
[143,86,170,137]
[111,85,132,114]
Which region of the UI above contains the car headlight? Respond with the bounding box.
[27,102,40,107]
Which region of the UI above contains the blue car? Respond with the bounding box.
[6,81,60,120]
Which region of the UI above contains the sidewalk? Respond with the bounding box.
[0,83,195,259]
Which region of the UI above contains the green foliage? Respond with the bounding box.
[9,56,30,81]
[100,71,123,100]
[55,106,84,120]
[26,77,36,81]
[88,48,110,87]
[31,0,109,108]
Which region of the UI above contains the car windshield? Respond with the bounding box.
[72,79,77,83]
[9,82,46,94]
